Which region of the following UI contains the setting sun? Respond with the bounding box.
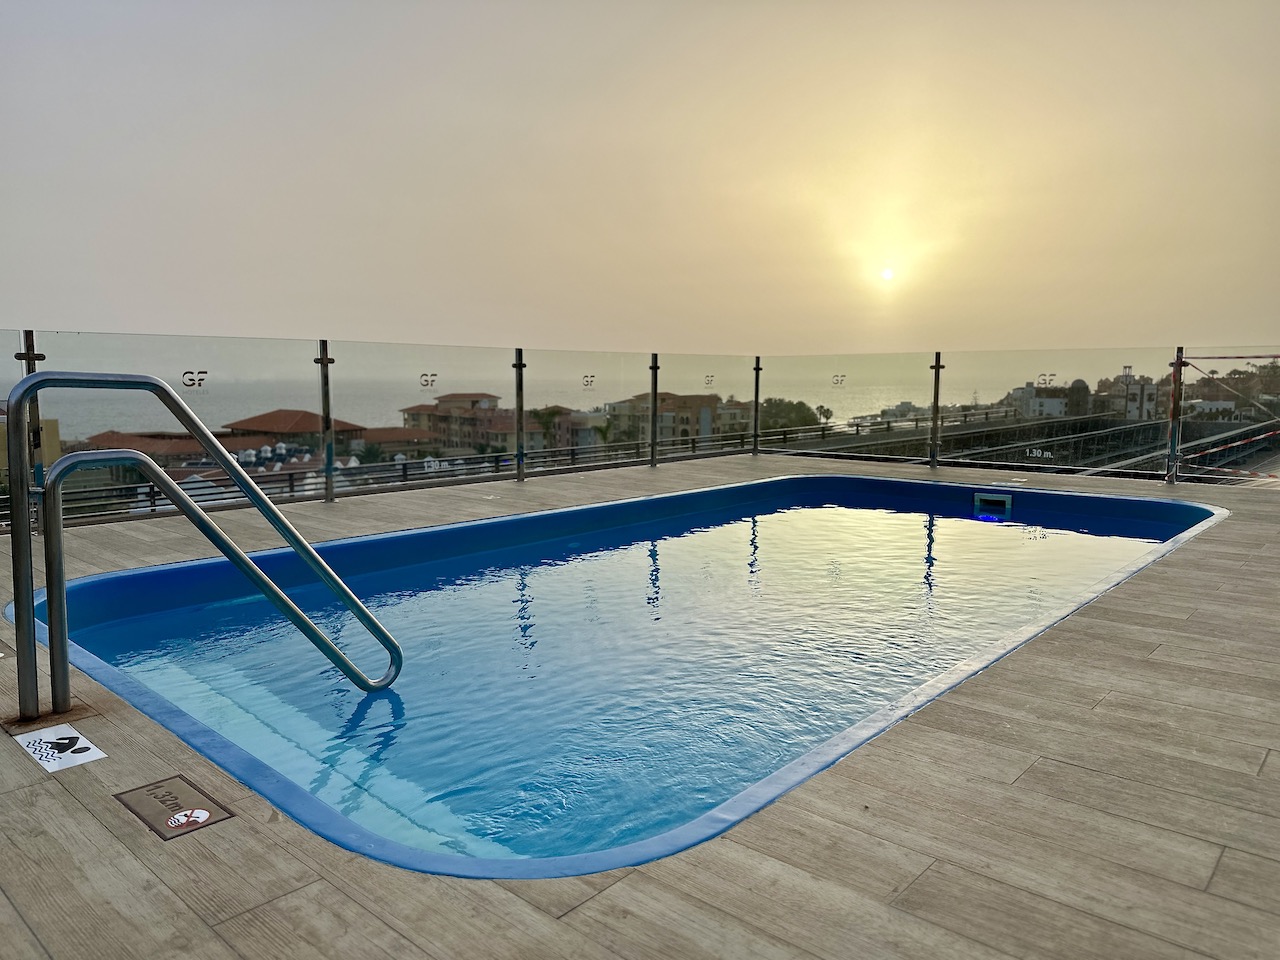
[880,267,895,281]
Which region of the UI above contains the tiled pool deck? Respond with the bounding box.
[2,455,1278,960]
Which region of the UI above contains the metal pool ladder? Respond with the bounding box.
[7,371,404,721]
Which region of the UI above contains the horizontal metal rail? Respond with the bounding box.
[7,371,401,719]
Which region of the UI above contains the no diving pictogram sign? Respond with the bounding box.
[115,775,233,840]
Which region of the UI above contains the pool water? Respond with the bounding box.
[44,476,1220,877]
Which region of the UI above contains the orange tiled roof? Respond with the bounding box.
[84,431,207,458]
[223,409,364,434]
[85,431,309,459]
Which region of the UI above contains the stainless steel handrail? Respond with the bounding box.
[43,450,402,711]
[7,371,402,719]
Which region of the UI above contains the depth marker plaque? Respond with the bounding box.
[115,775,233,840]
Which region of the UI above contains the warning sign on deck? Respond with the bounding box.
[115,775,233,840]
[13,722,107,772]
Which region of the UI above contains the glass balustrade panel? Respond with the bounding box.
[654,353,756,457]
[1176,343,1280,485]
[942,347,1175,474]
[523,349,652,466]
[758,352,935,459]
[25,330,321,514]
[328,340,515,483]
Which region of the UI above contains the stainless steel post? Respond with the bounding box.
[315,340,336,502]
[752,356,761,455]
[929,351,945,468]
[7,378,39,718]
[514,348,526,482]
[649,353,659,467]
[40,481,71,713]
[1165,346,1185,483]
[15,331,46,503]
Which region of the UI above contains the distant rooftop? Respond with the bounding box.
[224,409,363,435]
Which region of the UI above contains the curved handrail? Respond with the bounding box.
[7,371,401,718]
[42,450,400,710]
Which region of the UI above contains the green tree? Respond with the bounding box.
[530,407,561,450]
[592,419,614,445]
[759,398,820,430]
[357,443,386,464]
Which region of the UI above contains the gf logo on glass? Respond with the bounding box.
[420,373,438,388]
[181,370,208,389]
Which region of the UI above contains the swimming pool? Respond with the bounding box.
[24,475,1221,878]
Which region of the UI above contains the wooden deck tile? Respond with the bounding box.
[955,661,1110,708]
[1014,758,1280,862]
[833,746,1223,887]
[1001,648,1280,725]
[1263,750,1279,779]
[1092,691,1280,752]
[0,889,51,960]
[212,879,433,960]
[855,718,1039,784]
[496,869,634,919]
[1055,618,1280,665]
[723,797,935,900]
[638,839,1011,960]
[893,860,1207,960]
[1207,849,1280,916]
[563,871,815,960]
[1017,639,1280,704]
[322,856,624,960]
[911,699,1280,816]
[227,793,361,878]
[1149,643,1280,683]
[941,680,1269,774]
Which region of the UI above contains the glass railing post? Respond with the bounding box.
[1166,345,1185,483]
[315,339,336,502]
[930,351,945,468]
[514,348,526,482]
[15,331,46,524]
[752,356,761,455]
[649,353,659,467]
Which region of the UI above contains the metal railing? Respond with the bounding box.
[8,371,403,720]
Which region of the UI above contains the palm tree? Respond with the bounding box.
[530,407,560,451]
[357,443,386,464]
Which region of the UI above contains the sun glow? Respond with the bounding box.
[880,266,895,281]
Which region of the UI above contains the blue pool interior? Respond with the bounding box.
[22,475,1223,878]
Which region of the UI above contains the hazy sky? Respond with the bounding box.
[2,1,1277,356]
